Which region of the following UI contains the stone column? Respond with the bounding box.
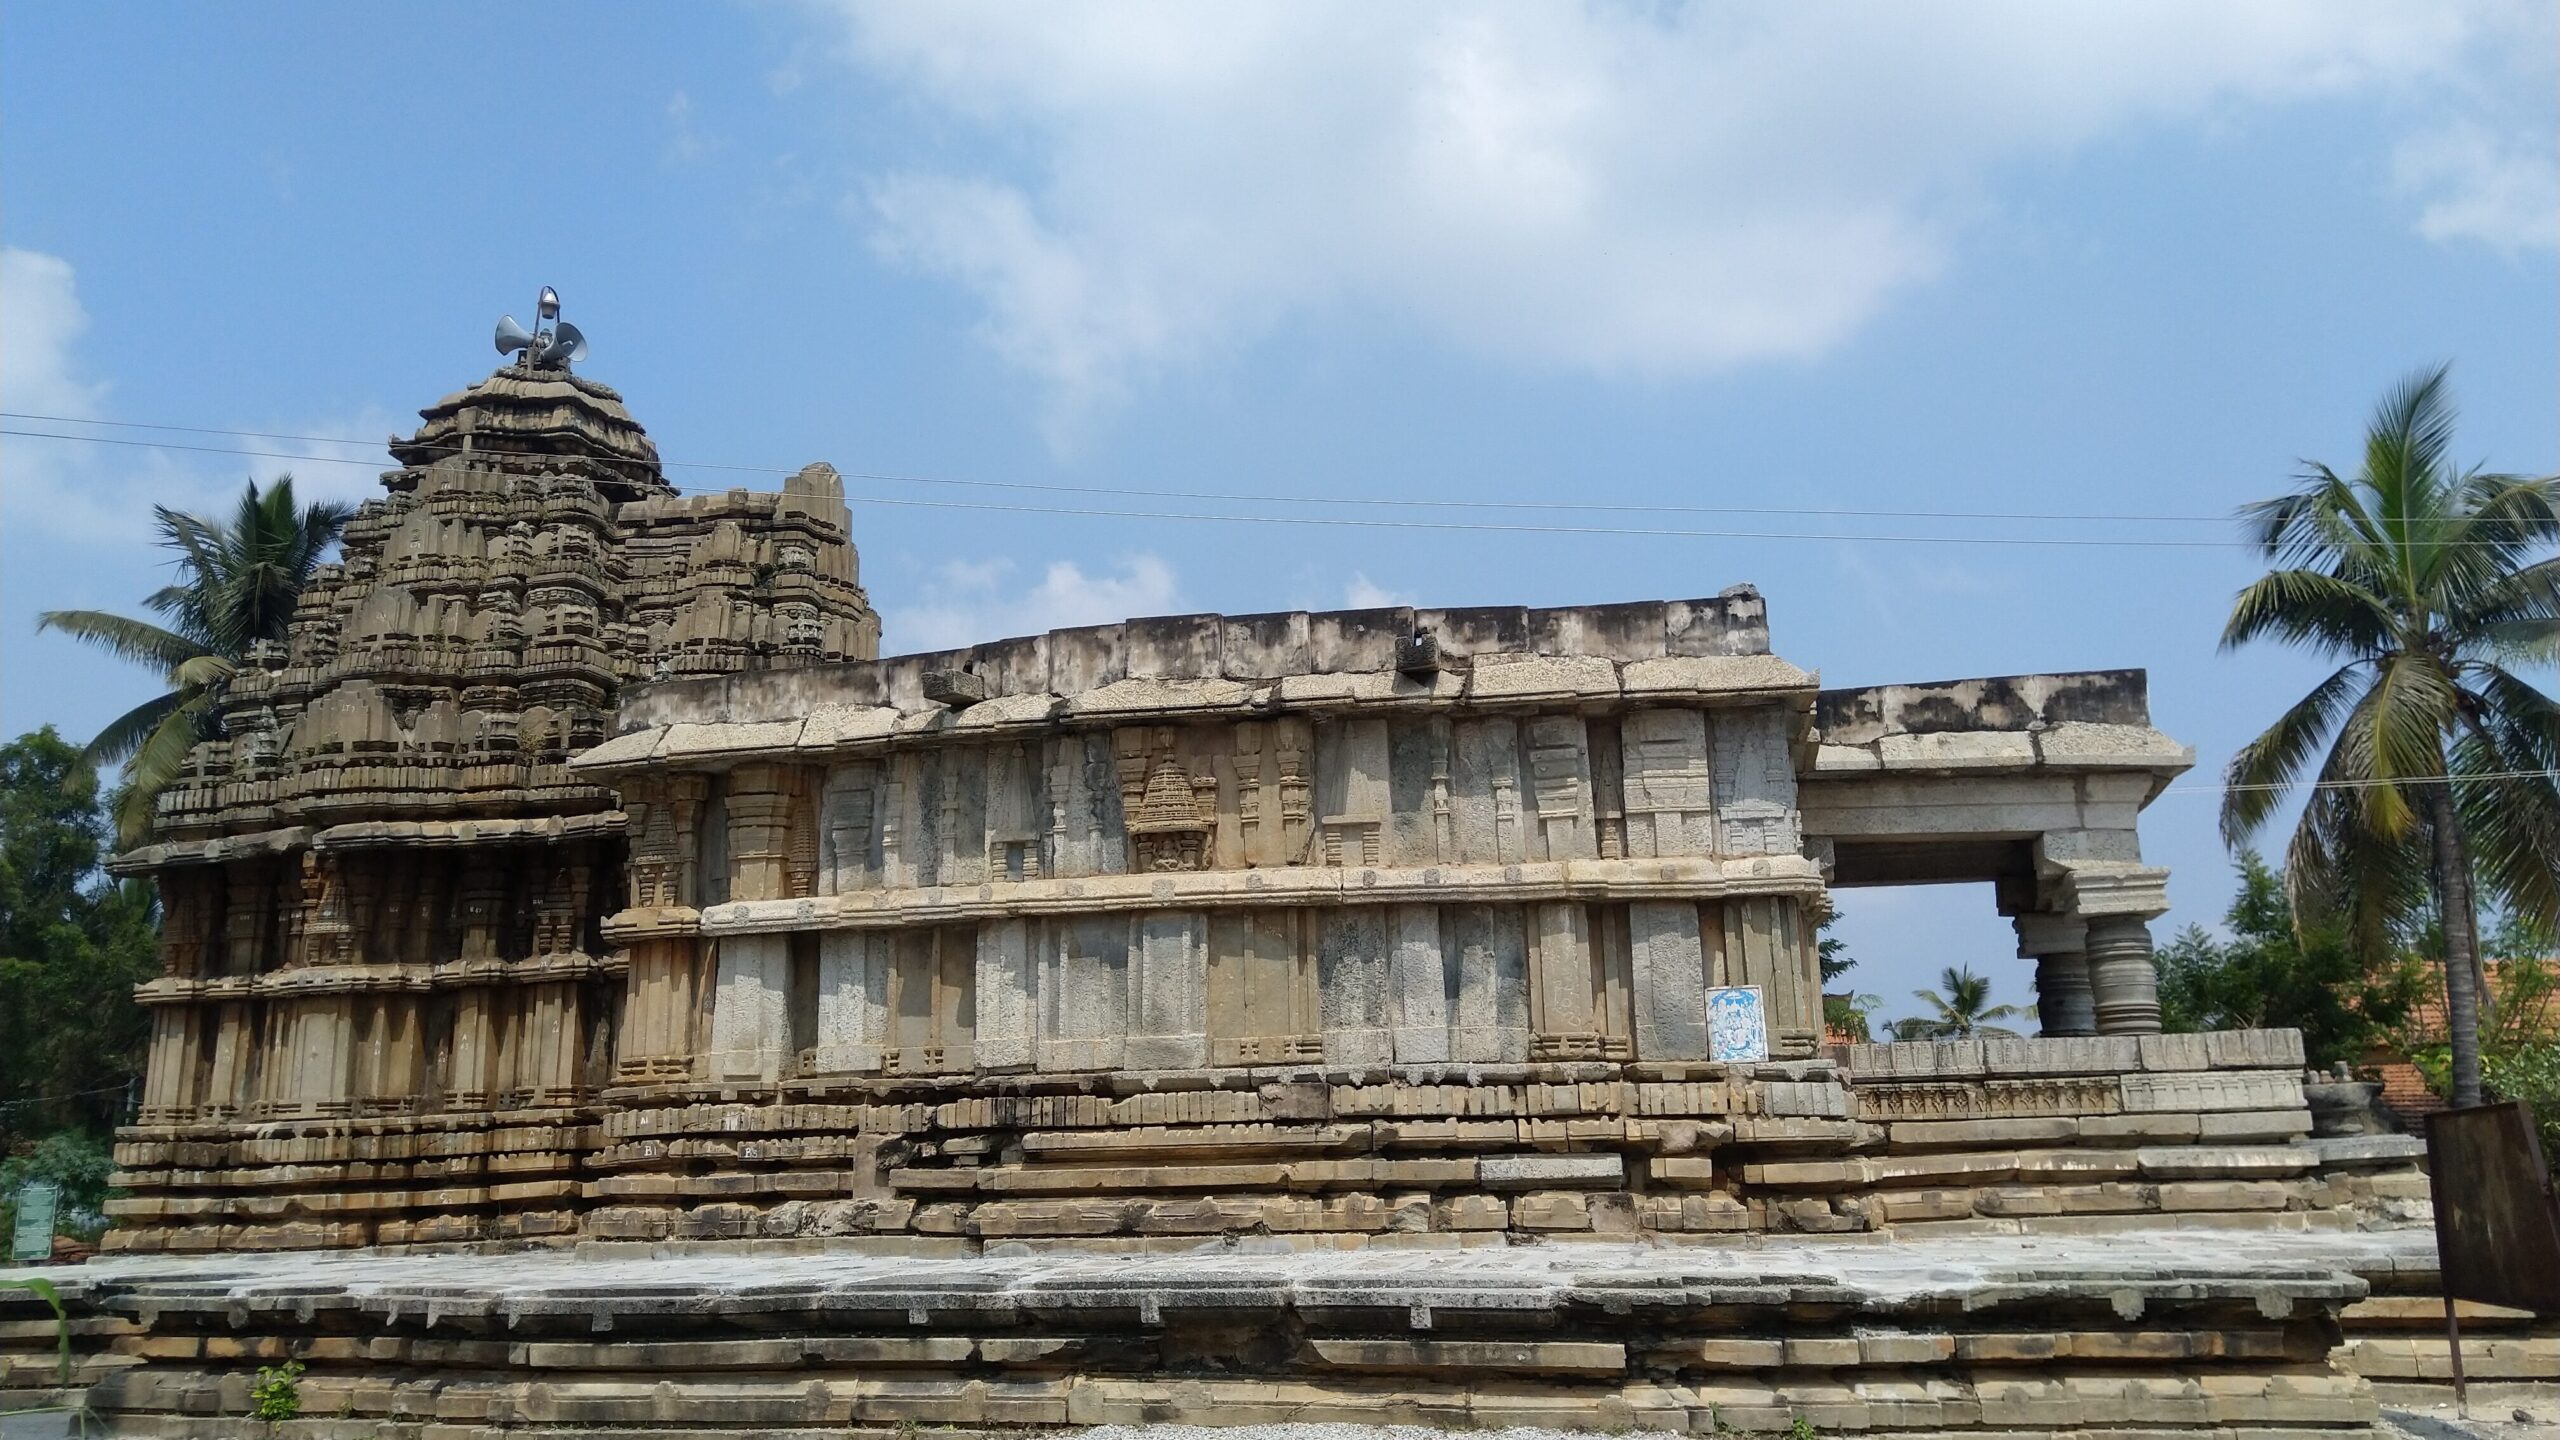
[2085,913,2163,1035]
[2052,863,2171,1036]
[2012,913,2095,1038]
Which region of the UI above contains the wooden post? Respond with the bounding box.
[2441,1292,2467,1419]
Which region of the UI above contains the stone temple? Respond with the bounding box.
[7,307,2545,1435]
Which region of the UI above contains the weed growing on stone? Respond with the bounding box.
[250,1359,303,1422]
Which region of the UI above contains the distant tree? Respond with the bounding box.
[38,477,351,843]
[0,728,158,1144]
[2155,851,2424,1067]
[1891,964,2028,1040]
[2219,365,2560,1107]
[1815,911,1879,1041]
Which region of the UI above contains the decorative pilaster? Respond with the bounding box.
[706,933,792,1083]
[725,763,794,902]
[615,935,704,1083]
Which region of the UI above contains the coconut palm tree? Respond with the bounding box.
[37,477,352,844]
[2220,365,2560,1107]
[1892,964,2028,1040]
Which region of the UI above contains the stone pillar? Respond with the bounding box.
[1315,907,1391,1066]
[1528,901,1619,1059]
[2053,863,2171,1037]
[2085,913,2163,1035]
[517,982,582,1105]
[2012,913,2095,1038]
[200,1001,254,1118]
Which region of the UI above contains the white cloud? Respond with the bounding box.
[1342,573,1415,610]
[805,1,2551,435]
[1,248,109,422]
[2396,119,2560,253]
[665,91,722,166]
[886,553,1183,653]
[0,247,396,545]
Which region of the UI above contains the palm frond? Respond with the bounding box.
[110,695,213,846]
[2364,363,2459,516]
[2219,570,2395,657]
[79,690,189,772]
[2453,668,2560,932]
[170,653,236,690]
[2360,652,2461,833]
[36,610,212,672]
[2221,661,2366,844]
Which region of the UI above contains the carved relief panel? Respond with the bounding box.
[1522,717,1597,862]
[818,762,881,895]
[1114,726,1220,873]
[984,742,1043,881]
[1620,708,1717,858]
[1043,732,1126,880]
[1225,718,1313,867]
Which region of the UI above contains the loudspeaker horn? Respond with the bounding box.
[540,320,588,366]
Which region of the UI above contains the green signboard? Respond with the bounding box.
[10,1179,62,1261]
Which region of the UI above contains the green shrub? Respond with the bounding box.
[250,1359,303,1422]
[0,1131,116,1245]
[2484,1041,2560,1181]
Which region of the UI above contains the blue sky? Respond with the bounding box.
[4,2,2553,1023]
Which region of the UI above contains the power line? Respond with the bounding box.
[2156,766,2560,799]
[9,415,2551,552]
[0,424,2257,550]
[0,408,2239,524]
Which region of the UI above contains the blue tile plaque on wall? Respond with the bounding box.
[1704,985,1769,1063]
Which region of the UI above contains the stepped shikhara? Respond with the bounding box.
[109,312,877,1246]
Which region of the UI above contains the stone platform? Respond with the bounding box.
[7,1227,2551,1438]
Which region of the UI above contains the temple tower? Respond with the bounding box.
[107,295,877,1248]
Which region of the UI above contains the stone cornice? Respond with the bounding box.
[580,654,1821,775]
[111,811,627,872]
[647,855,1828,937]
[132,951,612,1005]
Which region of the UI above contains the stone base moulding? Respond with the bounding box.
[14,1227,2545,1439]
